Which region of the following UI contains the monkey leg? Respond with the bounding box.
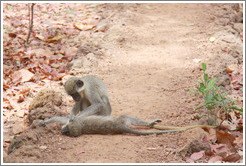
[101,95,112,116]
[117,115,162,127]
[152,124,217,131]
[39,116,69,126]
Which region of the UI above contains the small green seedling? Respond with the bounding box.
[189,63,243,125]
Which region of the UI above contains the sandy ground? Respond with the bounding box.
[3,3,243,163]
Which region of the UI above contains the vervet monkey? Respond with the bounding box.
[64,75,111,119]
[39,115,182,137]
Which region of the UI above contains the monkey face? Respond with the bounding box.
[64,77,86,102]
[70,92,81,101]
[61,125,70,136]
[61,121,81,137]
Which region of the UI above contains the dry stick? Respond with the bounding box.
[26,3,35,44]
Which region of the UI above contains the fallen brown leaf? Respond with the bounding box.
[208,155,223,163]
[73,22,95,31]
[222,153,241,162]
[216,130,236,151]
[8,33,17,38]
[12,121,26,134]
[76,149,85,155]
[234,134,243,150]
[208,128,217,143]
[185,157,194,163]
[45,33,65,43]
[190,150,205,161]
[17,95,25,103]
[210,144,230,157]
[12,69,34,84]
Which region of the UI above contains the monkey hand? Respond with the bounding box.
[39,120,46,126]
[148,119,162,126]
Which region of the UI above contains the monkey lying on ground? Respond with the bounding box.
[39,115,183,137]
[64,75,111,120]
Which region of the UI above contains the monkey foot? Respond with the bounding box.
[149,119,162,126]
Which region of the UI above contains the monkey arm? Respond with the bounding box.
[39,116,69,126]
[69,101,82,119]
[152,124,217,131]
[76,103,104,118]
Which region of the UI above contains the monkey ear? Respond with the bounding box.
[76,80,84,88]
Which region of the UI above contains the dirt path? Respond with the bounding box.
[4,3,243,163]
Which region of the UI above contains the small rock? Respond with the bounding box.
[16,110,26,118]
[39,145,47,150]
[209,36,216,42]
[12,121,26,134]
[26,145,36,149]
[193,58,201,63]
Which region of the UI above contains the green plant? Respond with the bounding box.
[189,63,243,125]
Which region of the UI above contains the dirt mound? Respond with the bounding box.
[29,88,62,110]
[5,121,61,163]
[5,88,67,161]
[27,89,65,124]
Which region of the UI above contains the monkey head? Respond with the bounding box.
[61,119,82,137]
[64,77,85,101]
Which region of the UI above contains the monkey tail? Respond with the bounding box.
[122,126,183,135]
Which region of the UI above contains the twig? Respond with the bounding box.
[26,3,35,45]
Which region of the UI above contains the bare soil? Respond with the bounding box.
[3,3,243,163]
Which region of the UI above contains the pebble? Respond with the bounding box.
[39,145,47,150]
[12,121,26,134]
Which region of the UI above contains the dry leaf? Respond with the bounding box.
[216,130,236,151]
[190,150,205,161]
[223,153,241,162]
[9,99,21,111]
[36,34,45,41]
[208,128,217,143]
[226,64,238,74]
[221,120,237,131]
[3,100,13,109]
[76,149,85,155]
[186,157,194,163]
[12,69,34,83]
[20,87,31,95]
[16,110,25,118]
[17,95,25,103]
[210,144,230,157]
[45,33,65,43]
[234,134,243,150]
[73,22,95,31]
[13,121,26,134]
[208,155,223,163]
[9,33,17,38]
